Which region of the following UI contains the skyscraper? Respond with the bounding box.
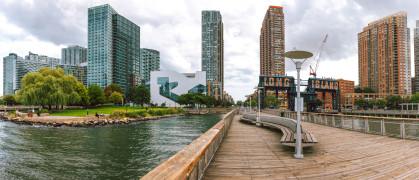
[414,20,419,93]
[358,12,411,95]
[61,45,87,65]
[3,53,22,95]
[140,48,160,84]
[3,52,59,95]
[202,10,224,101]
[87,4,141,93]
[260,6,285,76]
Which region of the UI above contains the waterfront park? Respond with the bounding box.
[1,56,418,179]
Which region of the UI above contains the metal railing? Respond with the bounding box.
[263,109,419,140]
[141,109,238,180]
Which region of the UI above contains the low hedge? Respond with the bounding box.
[110,109,184,119]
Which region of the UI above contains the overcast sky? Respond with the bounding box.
[1,0,419,101]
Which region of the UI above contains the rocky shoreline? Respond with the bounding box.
[0,113,185,127]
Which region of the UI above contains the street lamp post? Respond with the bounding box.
[284,50,313,159]
[250,96,252,113]
[256,87,264,126]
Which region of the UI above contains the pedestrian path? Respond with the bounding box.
[202,113,419,179]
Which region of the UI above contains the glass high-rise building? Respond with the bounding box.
[87,4,140,93]
[3,53,22,95]
[3,52,59,95]
[414,20,419,93]
[61,45,87,65]
[140,48,160,84]
[359,12,411,94]
[260,6,285,76]
[202,10,224,101]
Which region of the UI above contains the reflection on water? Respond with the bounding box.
[0,114,222,179]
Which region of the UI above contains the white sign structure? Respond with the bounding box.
[150,71,206,107]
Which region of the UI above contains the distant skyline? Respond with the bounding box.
[2,0,419,100]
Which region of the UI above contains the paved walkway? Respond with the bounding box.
[202,114,419,179]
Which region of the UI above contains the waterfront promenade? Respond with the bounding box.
[202,113,419,179]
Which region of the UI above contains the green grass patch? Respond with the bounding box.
[49,105,172,117]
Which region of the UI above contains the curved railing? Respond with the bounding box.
[141,109,238,180]
[263,109,419,140]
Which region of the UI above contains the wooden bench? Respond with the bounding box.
[240,113,318,147]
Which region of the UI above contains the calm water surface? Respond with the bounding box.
[0,114,222,179]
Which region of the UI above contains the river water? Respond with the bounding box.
[0,114,222,179]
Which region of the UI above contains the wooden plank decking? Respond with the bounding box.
[202,113,419,180]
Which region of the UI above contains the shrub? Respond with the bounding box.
[148,110,155,115]
[177,109,186,114]
[164,109,174,114]
[127,111,138,118]
[155,110,164,116]
[113,111,128,118]
[137,111,147,117]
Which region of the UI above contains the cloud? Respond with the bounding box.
[1,0,419,100]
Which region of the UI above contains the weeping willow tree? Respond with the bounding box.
[16,67,81,110]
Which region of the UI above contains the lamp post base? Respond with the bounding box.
[294,154,304,159]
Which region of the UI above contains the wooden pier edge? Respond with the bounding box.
[141,109,238,180]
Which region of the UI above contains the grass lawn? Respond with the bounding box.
[49,105,167,117]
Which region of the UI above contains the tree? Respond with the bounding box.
[88,85,106,106]
[3,95,17,106]
[125,86,136,103]
[225,101,233,107]
[126,85,151,107]
[355,99,368,109]
[205,95,216,107]
[265,94,282,107]
[176,94,189,106]
[410,92,419,103]
[355,87,363,93]
[104,83,123,102]
[367,100,376,109]
[16,67,80,109]
[109,91,123,105]
[236,100,243,107]
[250,99,257,107]
[75,83,89,106]
[376,99,387,109]
[386,95,402,110]
[363,87,374,93]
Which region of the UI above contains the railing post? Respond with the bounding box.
[352,116,355,130]
[380,119,386,136]
[323,115,326,125]
[314,115,317,123]
[365,118,369,133]
[400,120,405,139]
[341,116,344,128]
[332,115,335,127]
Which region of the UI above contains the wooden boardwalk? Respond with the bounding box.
[202,114,419,180]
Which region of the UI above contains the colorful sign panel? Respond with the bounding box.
[308,78,339,91]
[258,76,295,88]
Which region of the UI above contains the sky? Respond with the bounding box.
[1,0,419,101]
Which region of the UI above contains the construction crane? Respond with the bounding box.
[309,34,328,78]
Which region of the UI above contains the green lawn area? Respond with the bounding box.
[49,105,166,117]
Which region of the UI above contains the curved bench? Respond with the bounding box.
[240,113,318,147]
